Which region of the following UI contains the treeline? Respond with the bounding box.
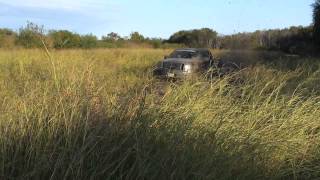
[1,23,98,49]
[166,0,320,55]
[163,26,316,55]
[1,0,320,54]
[0,22,181,49]
[0,23,317,54]
[219,26,314,54]
[218,0,320,54]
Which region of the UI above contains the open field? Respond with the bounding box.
[1,49,320,179]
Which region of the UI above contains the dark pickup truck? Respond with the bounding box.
[153,48,238,78]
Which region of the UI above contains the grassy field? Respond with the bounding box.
[1,48,320,179]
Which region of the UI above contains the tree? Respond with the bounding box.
[16,22,46,48]
[167,28,218,48]
[102,32,121,42]
[48,30,81,48]
[80,34,98,48]
[0,28,16,48]
[130,32,144,42]
[219,26,313,54]
[313,0,320,45]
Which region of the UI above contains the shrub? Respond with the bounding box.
[130,32,145,42]
[80,34,98,49]
[48,30,81,49]
[0,28,16,48]
[16,22,46,48]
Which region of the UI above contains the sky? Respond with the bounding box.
[0,0,315,39]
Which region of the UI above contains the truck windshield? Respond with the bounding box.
[169,51,199,59]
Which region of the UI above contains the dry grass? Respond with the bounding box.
[1,48,320,179]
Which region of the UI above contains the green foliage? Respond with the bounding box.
[313,0,320,45]
[130,31,145,42]
[48,30,81,48]
[151,39,161,48]
[0,28,16,48]
[0,17,318,52]
[0,28,15,36]
[219,26,314,54]
[16,22,46,48]
[102,32,121,42]
[144,38,162,48]
[167,28,218,48]
[80,34,98,49]
[97,40,126,48]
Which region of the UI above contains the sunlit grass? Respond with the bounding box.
[1,49,320,179]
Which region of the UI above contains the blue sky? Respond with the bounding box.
[0,0,315,38]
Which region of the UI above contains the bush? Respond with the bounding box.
[167,28,218,48]
[102,32,121,42]
[0,28,16,48]
[130,32,145,42]
[48,30,81,49]
[80,34,98,49]
[219,26,315,54]
[16,22,47,48]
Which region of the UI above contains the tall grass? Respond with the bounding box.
[1,49,320,179]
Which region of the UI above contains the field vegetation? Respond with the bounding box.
[1,48,320,179]
[1,1,320,179]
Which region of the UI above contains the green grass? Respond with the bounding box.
[1,49,320,179]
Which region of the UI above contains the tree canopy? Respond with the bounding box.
[166,28,218,48]
[16,22,46,48]
[130,32,145,42]
[48,30,81,49]
[313,0,320,45]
